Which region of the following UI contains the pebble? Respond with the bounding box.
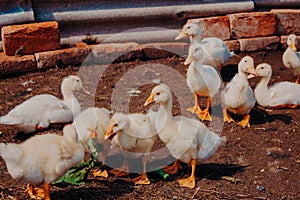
[152,79,161,84]
[126,88,141,96]
[257,186,265,191]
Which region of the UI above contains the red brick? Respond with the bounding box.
[90,42,142,64]
[271,9,300,35]
[34,42,89,69]
[141,42,189,59]
[187,16,230,40]
[0,53,36,76]
[225,40,240,52]
[1,21,60,56]
[228,12,276,39]
[238,36,279,51]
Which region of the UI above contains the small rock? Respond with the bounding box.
[126,88,141,96]
[257,185,265,191]
[21,80,35,87]
[266,147,288,158]
[152,79,161,84]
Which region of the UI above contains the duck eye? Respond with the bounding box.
[114,123,118,127]
[156,92,160,96]
[244,60,247,63]
[261,67,264,70]
[187,26,191,29]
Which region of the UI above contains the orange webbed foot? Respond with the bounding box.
[163,160,182,174]
[132,173,150,185]
[237,114,251,128]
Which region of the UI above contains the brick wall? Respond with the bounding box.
[0,1,300,76]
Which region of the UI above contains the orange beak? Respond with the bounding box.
[175,31,186,40]
[246,66,257,79]
[290,43,297,51]
[144,94,155,106]
[105,126,116,141]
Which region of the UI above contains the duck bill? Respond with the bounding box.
[246,66,257,79]
[175,31,186,40]
[105,126,116,141]
[184,55,193,65]
[290,43,297,51]
[144,94,155,106]
[81,87,91,95]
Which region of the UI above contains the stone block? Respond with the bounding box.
[238,36,279,51]
[188,16,231,40]
[0,53,36,76]
[90,42,142,64]
[35,42,89,69]
[271,9,300,35]
[228,12,276,39]
[141,42,189,59]
[2,21,60,56]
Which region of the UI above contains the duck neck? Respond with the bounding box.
[238,70,248,80]
[192,59,203,72]
[158,98,173,120]
[256,75,271,91]
[191,34,201,43]
[61,86,80,117]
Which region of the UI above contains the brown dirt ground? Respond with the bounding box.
[0,49,299,200]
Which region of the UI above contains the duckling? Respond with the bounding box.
[254,63,300,108]
[72,107,111,177]
[0,75,90,134]
[175,22,233,69]
[186,46,222,121]
[282,34,300,84]
[0,124,84,200]
[144,84,225,189]
[105,112,157,185]
[221,56,256,128]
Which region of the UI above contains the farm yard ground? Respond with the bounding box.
[0,49,299,199]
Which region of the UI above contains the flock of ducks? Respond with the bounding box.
[0,22,300,199]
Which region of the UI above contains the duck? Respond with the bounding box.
[186,46,222,121]
[105,112,157,185]
[221,56,256,128]
[72,107,111,177]
[144,83,225,189]
[0,124,84,200]
[254,63,300,108]
[282,34,300,84]
[0,75,90,134]
[175,22,234,69]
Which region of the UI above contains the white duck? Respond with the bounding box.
[175,22,234,69]
[186,46,222,121]
[0,124,84,200]
[105,112,157,185]
[254,63,300,108]
[72,107,111,177]
[221,56,256,128]
[282,34,300,84]
[144,84,225,189]
[0,75,90,134]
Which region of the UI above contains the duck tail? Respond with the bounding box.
[0,143,23,162]
[0,115,22,125]
[198,130,226,161]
